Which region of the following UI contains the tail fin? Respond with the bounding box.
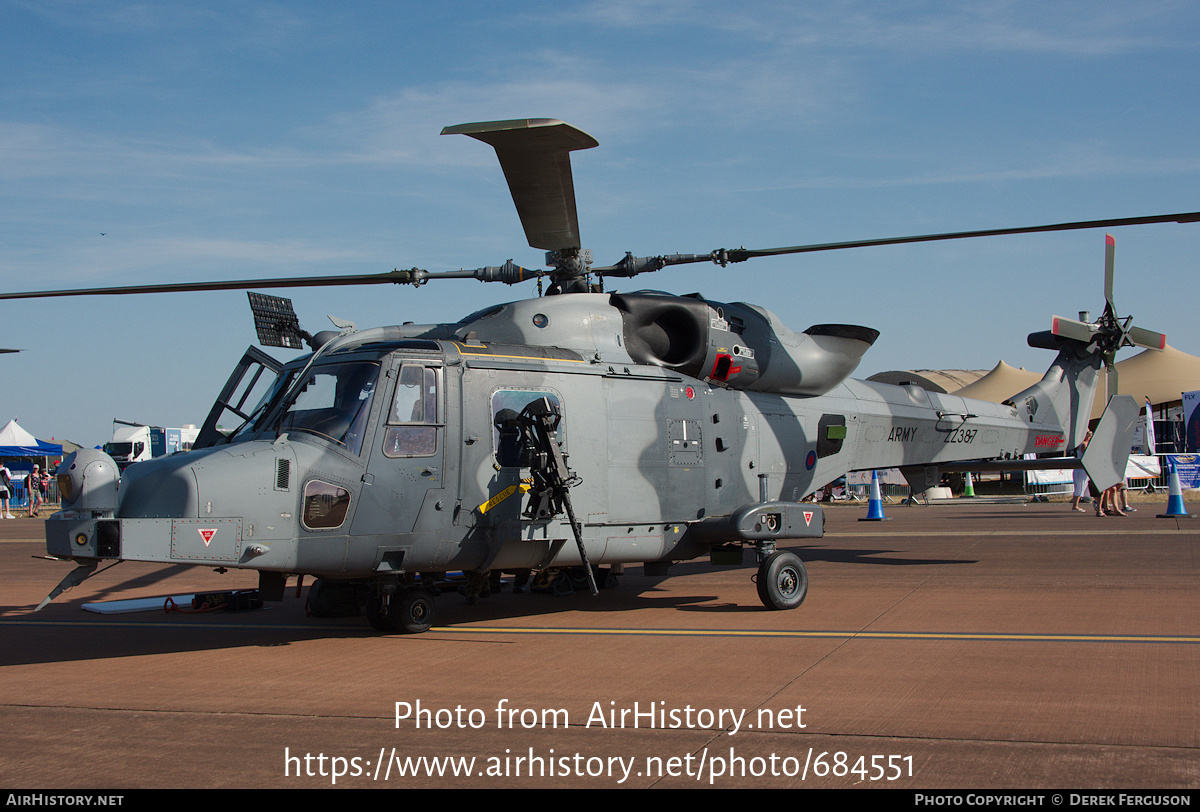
[1081,395,1139,490]
[1007,332,1138,490]
[1006,332,1104,451]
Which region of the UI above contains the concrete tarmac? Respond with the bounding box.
[1,501,1197,789]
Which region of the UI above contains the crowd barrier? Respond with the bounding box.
[3,480,60,509]
[1023,465,1075,500]
[845,470,911,503]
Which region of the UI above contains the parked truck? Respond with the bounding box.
[102,421,199,470]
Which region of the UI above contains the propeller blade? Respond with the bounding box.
[1105,355,1118,402]
[1104,234,1115,312]
[442,118,598,253]
[1127,325,1167,350]
[1050,315,1098,343]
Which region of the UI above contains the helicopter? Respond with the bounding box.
[12,118,1198,633]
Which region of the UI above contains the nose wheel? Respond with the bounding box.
[756,550,808,610]
[367,586,437,634]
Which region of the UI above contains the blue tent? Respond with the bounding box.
[0,419,62,507]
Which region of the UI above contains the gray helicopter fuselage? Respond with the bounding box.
[27,117,1164,625]
[47,290,1080,581]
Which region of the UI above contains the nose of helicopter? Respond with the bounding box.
[116,449,204,519]
[47,440,307,563]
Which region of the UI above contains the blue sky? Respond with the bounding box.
[3,1,1198,447]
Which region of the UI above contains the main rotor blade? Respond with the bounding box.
[442,118,598,253]
[0,261,548,301]
[0,269,428,301]
[1104,233,1116,312]
[717,211,1200,264]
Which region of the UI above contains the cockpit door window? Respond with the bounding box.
[382,364,441,458]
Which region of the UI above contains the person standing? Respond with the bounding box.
[1070,430,1092,513]
[0,462,13,519]
[1101,482,1127,517]
[27,464,45,517]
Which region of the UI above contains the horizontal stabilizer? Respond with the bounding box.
[1081,395,1139,491]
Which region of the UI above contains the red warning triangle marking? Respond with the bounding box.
[197,528,218,547]
[802,511,814,526]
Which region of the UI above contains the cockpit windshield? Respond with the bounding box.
[228,369,295,443]
[271,361,380,454]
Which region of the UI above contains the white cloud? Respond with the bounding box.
[569,0,1195,56]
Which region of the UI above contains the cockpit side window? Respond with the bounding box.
[382,364,440,458]
[231,369,295,443]
[194,345,286,450]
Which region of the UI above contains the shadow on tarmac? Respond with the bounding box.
[2,537,978,668]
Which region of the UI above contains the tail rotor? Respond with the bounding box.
[1050,234,1166,403]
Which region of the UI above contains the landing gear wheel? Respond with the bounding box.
[393,588,436,634]
[756,551,808,610]
[366,593,398,633]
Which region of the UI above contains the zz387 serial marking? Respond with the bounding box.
[943,428,977,444]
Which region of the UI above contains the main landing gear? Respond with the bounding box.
[367,585,436,634]
[754,545,808,611]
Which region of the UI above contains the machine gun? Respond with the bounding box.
[518,397,598,596]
